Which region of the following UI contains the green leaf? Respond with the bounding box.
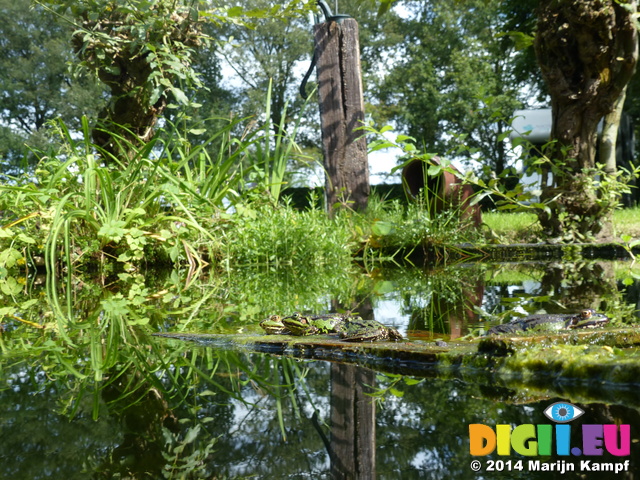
[16,233,36,244]
[0,277,22,295]
[373,280,395,295]
[0,306,17,316]
[404,377,424,386]
[497,203,520,211]
[100,297,131,316]
[227,6,244,16]
[371,220,395,236]
[427,165,442,176]
[0,248,23,268]
[496,31,534,51]
[183,425,201,444]
[170,87,189,105]
[98,220,127,242]
[497,131,511,142]
[377,0,396,16]
[396,134,415,144]
[469,191,491,206]
[389,387,404,397]
[149,86,163,105]
[20,299,39,309]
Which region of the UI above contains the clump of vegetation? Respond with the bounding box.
[221,200,356,270]
[357,197,481,252]
[0,137,481,281]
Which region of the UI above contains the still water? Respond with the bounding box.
[1,260,639,478]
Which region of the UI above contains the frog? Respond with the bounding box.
[339,318,403,342]
[259,315,291,335]
[486,308,609,335]
[281,311,354,336]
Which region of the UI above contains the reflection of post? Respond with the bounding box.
[330,364,376,479]
[314,17,370,215]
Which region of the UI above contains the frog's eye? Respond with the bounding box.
[581,309,593,319]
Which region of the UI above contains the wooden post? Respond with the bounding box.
[314,17,370,215]
[330,363,376,478]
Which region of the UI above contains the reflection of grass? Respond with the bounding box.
[484,266,543,285]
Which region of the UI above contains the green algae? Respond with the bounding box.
[153,328,640,407]
[153,327,640,385]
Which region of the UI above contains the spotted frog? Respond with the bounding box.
[339,318,403,342]
[281,312,354,336]
[259,315,290,335]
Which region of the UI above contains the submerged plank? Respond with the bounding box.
[153,328,640,379]
[152,328,640,406]
[152,331,457,374]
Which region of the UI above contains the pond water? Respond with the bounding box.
[1,259,639,479]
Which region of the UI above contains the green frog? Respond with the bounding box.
[260,312,402,342]
[259,315,290,335]
[339,318,403,342]
[486,308,609,335]
[281,312,354,336]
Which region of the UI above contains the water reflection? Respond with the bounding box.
[0,259,639,478]
[2,347,639,478]
[374,261,639,339]
[330,364,376,478]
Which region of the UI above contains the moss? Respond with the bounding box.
[153,327,640,392]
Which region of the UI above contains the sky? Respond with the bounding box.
[217,2,411,187]
[218,49,404,186]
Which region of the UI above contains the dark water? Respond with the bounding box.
[1,260,639,479]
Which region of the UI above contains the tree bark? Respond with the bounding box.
[600,86,628,176]
[534,0,638,240]
[314,18,370,215]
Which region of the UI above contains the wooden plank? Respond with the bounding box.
[152,329,640,405]
[314,18,370,214]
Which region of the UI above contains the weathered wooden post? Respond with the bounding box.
[313,10,370,215]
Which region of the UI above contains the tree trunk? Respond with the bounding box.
[91,62,167,163]
[534,0,637,240]
[600,86,628,176]
[71,6,202,165]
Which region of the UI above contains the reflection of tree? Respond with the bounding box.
[539,261,617,312]
[620,277,640,319]
[480,261,637,330]
[329,364,376,479]
[530,261,637,324]
[95,368,180,478]
[3,347,640,478]
[3,262,640,478]
[326,298,377,478]
[0,363,119,478]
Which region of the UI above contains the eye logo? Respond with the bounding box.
[543,402,585,423]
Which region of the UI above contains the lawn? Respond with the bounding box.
[483,207,640,243]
